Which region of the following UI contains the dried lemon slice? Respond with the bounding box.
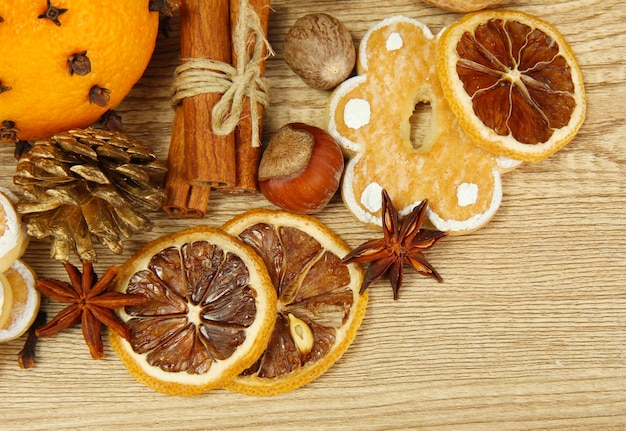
[110,226,277,396]
[222,209,367,396]
[0,259,40,342]
[437,10,586,162]
[0,190,28,272]
[0,273,13,330]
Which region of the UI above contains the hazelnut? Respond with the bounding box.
[283,13,356,90]
[258,123,344,214]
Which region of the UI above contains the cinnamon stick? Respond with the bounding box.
[180,0,236,188]
[162,109,211,218]
[220,0,271,195]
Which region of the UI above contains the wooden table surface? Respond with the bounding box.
[1,0,625,429]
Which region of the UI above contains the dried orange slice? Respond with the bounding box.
[0,189,28,272]
[437,10,586,162]
[221,209,367,396]
[0,259,40,342]
[110,226,277,396]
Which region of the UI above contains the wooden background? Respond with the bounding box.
[1,0,625,429]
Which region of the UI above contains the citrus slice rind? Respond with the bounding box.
[0,187,19,204]
[437,10,586,162]
[0,273,13,330]
[0,190,29,273]
[0,259,40,342]
[221,209,367,396]
[110,226,277,396]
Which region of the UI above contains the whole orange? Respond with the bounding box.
[0,1,160,141]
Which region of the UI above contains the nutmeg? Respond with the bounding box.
[283,13,356,90]
[258,123,344,214]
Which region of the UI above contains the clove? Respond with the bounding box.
[68,51,91,76]
[1,120,19,142]
[89,86,111,107]
[17,311,47,369]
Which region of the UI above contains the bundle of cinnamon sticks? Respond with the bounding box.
[163,0,271,218]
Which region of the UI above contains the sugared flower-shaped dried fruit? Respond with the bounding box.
[35,260,147,359]
[327,16,512,235]
[342,189,446,299]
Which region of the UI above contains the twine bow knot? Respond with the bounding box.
[170,0,272,147]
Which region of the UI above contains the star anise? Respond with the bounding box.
[342,189,447,299]
[35,260,147,359]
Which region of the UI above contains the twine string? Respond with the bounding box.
[170,0,272,147]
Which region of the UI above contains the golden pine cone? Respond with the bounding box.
[13,128,167,262]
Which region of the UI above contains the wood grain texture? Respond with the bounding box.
[1,0,625,429]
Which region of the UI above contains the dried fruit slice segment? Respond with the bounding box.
[0,273,13,330]
[0,259,40,342]
[110,226,277,396]
[437,10,586,162]
[0,190,28,272]
[221,209,367,396]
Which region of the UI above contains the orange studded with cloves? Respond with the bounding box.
[0,1,160,142]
